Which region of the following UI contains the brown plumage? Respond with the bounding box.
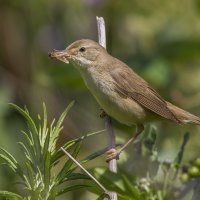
[110,59,200,125]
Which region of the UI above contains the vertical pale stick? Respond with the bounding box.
[96,16,118,200]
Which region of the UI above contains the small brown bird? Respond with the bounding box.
[49,39,200,161]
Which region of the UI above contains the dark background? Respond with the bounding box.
[1,0,200,199]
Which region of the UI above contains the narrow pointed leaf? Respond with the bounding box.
[0,154,17,171]
[55,101,74,132]
[21,131,35,153]
[174,132,190,168]
[50,101,75,150]
[10,104,41,163]
[122,175,143,199]
[81,148,107,165]
[21,131,37,166]
[52,130,105,164]
[25,162,35,189]
[68,147,107,174]
[0,147,17,165]
[43,130,50,161]
[41,103,48,144]
[60,173,91,183]
[44,151,51,192]
[0,191,23,200]
[0,148,24,180]
[56,142,81,184]
[18,142,32,162]
[56,184,92,196]
[21,131,33,146]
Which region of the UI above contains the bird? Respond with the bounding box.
[49,39,200,161]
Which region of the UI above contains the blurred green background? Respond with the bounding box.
[1,0,200,199]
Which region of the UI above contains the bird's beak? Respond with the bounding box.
[48,49,70,64]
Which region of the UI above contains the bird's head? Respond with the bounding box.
[49,39,106,69]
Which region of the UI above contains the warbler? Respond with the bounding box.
[49,39,200,161]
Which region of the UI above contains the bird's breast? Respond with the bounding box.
[79,67,153,125]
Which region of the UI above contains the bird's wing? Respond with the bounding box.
[110,66,181,123]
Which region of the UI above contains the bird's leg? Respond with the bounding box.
[106,124,144,162]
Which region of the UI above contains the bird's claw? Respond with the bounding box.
[106,148,120,162]
[100,109,107,118]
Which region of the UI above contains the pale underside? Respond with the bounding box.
[78,65,162,126]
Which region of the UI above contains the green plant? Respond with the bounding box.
[0,102,106,200]
[1,102,200,200]
[87,127,195,200]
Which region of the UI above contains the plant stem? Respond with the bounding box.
[96,16,118,200]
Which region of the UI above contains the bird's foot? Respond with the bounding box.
[106,148,120,162]
[100,109,107,118]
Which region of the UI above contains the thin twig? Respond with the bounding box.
[61,147,108,193]
[96,17,106,48]
[104,115,117,172]
[96,16,118,200]
[96,16,117,173]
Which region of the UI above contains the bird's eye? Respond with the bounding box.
[79,47,86,52]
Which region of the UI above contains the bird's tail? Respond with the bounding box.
[167,102,200,125]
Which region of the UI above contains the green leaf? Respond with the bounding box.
[122,175,144,200]
[43,129,51,188]
[25,162,35,189]
[0,147,18,166]
[56,142,82,184]
[21,131,35,153]
[0,153,17,172]
[10,104,41,164]
[81,148,107,165]
[118,194,138,200]
[44,151,51,192]
[143,126,157,153]
[52,129,105,164]
[67,147,107,179]
[173,132,190,168]
[56,184,93,196]
[0,148,25,180]
[0,191,23,200]
[60,173,91,183]
[43,130,50,159]
[18,142,32,163]
[93,167,144,200]
[93,168,126,194]
[41,102,48,145]
[50,101,75,152]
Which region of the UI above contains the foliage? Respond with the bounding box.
[1,103,200,200]
[0,102,106,200]
[83,128,200,200]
